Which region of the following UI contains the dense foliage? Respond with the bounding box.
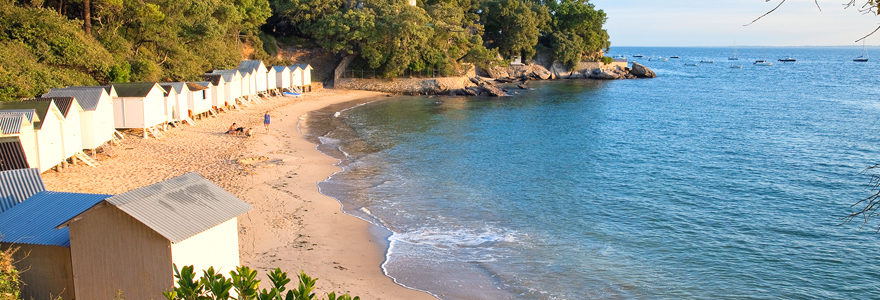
[0,0,609,100]
[0,248,20,300]
[164,265,359,300]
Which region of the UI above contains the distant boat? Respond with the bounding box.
[632,54,644,58]
[685,63,698,66]
[670,56,680,59]
[778,57,796,62]
[649,57,668,62]
[754,60,773,66]
[730,64,743,69]
[729,48,739,60]
[854,41,869,62]
[700,60,714,64]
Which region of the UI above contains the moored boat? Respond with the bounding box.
[778,57,796,62]
[754,60,773,66]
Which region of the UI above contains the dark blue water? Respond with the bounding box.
[317,47,880,299]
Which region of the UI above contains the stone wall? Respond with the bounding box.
[335,75,476,95]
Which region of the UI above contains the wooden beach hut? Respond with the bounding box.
[201,74,228,109]
[32,98,84,162]
[0,114,37,171]
[110,83,167,136]
[207,70,243,104]
[186,82,212,117]
[42,87,116,152]
[238,60,268,94]
[0,191,110,300]
[0,168,45,212]
[273,66,291,90]
[60,172,251,299]
[266,67,277,94]
[0,101,67,173]
[292,64,313,92]
[159,83,193,123]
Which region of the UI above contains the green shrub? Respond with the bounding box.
[0,248,21,300]
[601,56,614,65]
[164,264,359,300]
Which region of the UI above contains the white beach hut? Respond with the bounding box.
[266,67,277,94]
[290,65,303,92]
[273,66,291,90]
[42,87,116,152]
[238,60,268,94]
[32,98,84,162]
[186,82,212,116]
[159,83,192,122]
[0,101,66,173]
[201,75,228,109]
[292,64,313,92]
[208,70,243,104]
[109,83,167,135]
[0,115,37,171]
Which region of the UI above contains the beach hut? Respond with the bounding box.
[42,87,116,152]
[0,114,37,171]
[0,101,67,173]
[186,82,212,116]
[110,83,167,135]
[0,191,110,300]
[0,168,45,212]
[290,65,303,92]
[32,97,84,162]
[159,83,192,123]
[238,60,268,94]
[292,64,313,92]
[201,74,228,109]
[273,66,291,90]
[60,172,251,299]
[266,67,277,94]
[208,70,243,104]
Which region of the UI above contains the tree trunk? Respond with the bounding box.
[83,0,91,35]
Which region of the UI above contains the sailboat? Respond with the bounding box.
[854,41,869,62]
[729,48,739,60]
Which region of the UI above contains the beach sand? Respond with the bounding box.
[42,89,435,299]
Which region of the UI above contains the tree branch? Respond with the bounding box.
[744,0,787,26]
[855,24,880,42]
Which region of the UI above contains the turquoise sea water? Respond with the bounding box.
[316,47,880,299]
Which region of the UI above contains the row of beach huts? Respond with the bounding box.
[0,60,313,173]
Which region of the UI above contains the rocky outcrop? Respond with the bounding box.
[483,64,552,81]
[630,62,657,78]
[468,76,508,96]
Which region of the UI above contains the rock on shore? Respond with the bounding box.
[630,62,657,78]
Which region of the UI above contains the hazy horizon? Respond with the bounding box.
[593,0,880,47]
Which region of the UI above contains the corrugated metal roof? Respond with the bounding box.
[42,87,107,111]
[0,168,45,213]
[0,137,30,172]
[112,82,164,97]
[272,66,289,73]
[291,64,312,70]
[237,60,265,75]
[0,115,24,135]
[101,172,251,243]
[209,70,240,82]
[0,110,36,123]
[202,74,222,86]
[0,101,55,129]
[32,97,77,117]
[0,191,109,246]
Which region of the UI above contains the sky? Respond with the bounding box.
[591,0,880,46]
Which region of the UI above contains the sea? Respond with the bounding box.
[312,47,880,299]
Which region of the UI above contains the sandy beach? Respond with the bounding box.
[42,89,435,299]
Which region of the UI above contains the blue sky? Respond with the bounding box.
[591,0,880,46]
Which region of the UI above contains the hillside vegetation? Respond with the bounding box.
[0,0,609,101]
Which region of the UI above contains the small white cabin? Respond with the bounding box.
[201,75,227,109]
[238,60,268,94]
[32,98,83,160]
[207,70,243,104]
[0,115,37,171]
[187,82,212,116]
[266,67,277,93]
[290,65,303,92]
[0,101,67,173]
[273,66,291,90]
[42,87,116,151]
[158,83,191,122]
[110,83,167,130]
[292,64,313,92]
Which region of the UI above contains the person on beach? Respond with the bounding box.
[245,128,254,137]
[226,123,244,134]
[263,112,271,133]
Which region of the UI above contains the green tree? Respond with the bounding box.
[546,0,608,66]
[480,0,550,60]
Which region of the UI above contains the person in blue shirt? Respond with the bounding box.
[263,111,271,133]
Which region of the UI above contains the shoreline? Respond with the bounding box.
[41,89,436,299]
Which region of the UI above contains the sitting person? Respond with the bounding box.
[245,128,254,137]
[226,123,245,134]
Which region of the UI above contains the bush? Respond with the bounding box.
[601,56,614,65]
[164,264,360,300]
[0,248,21,300]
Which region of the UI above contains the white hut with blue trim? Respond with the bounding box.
[238,60,268,95]
[273,66,291,90]
[109,83,167,137]
[0,113,37,171]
